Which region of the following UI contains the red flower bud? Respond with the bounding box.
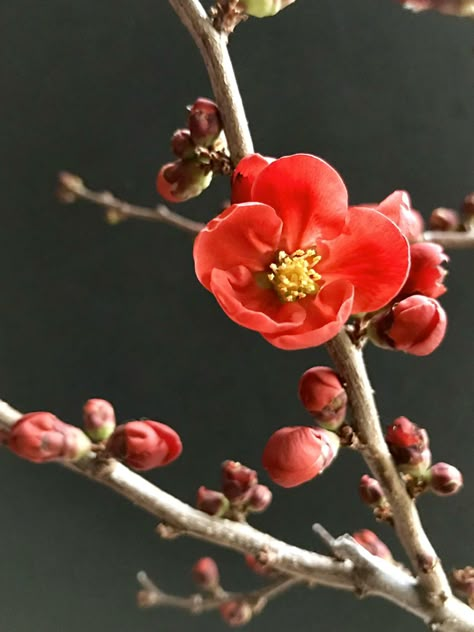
[385,416,432,476]
[400,243,448,300]
[262,426,340,488]
[452,567,474,607]
[221,460,258,502]
[463,192,474,217]
[105,420,182,471]
[192,557,220,591]
[429,462,463,496]
[171,128,195,159]
[298,366,347,430]
[398,0,474,16]
[353,530,393,562]
[8,412,91,463]
[359,475,385,507]
[156,160,212,203]
[231,153,275,204]
[237,0,296,18]
[220,600,253,627]
[247,484,272,512]
[83,398,116,442]
[429,207,460,232]
[245,554,276,576]
[368,295,447,356]
[188,98,223,148]
[196,487,230,517]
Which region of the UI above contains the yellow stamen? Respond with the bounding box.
[267,248,322,303]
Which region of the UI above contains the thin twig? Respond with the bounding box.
[423,230,474,249]
[57,172,204,235]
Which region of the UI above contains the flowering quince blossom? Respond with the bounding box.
[194,154,411,350]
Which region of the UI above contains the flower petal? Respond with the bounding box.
[251,154,348,251]
[231,154,275,204]
[318,207,410,314]
[262,280,354,350]
[194,203,283,289]
[210,266,306,334]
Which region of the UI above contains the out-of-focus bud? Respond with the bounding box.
[156,160,213,203]
[353,530,393,562]
[400,243,448,299]
[429,207,460,232]
[192,557,220,591]
[398,0,474,17]
[197,487,230,517]
[246,484,272,513]
[262,426,340,488]
[245,554,276,576]
[368,295,447,357]
[452,567,474,608]
[376,190,425,242]
[220,600,253,627]
[428,462,463,496]
[463,192,474,217]
[237,0,295,18]
[106,420,182,471]
[221,460,257,503]
[83,398,116,442]
[298,366,347,430]
[231,154,275,204]
[171,129,195,159]
[385,416,432,476]
[8,412,91,463]
[359,475,385,507]
[188,98,223,148]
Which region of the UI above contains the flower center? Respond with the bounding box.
[267,249,322,303]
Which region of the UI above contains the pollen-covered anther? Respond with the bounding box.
[267,248,322,302]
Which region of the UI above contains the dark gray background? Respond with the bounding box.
[0,1,473,631]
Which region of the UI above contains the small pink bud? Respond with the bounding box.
[105,420,182,471]
[452,567,474,607]
[429,207,460,232]
[237,0,296,18]
[245,554,275,576]
[196,487,230,517]
[83,398,116,442]
[385,417,432,476]
[8,412,91,463]
[220,600,253,627]
[353,530,393,562]
[188,98,223,148]
[298,366,347,430]
[463,192,474,217]
[247,484,272,513]
[221,460,258,502]
[262,426,340,488]
[231,154,275,204]
[171,128,195,159]
[368,295,447,356]
[359,475,385,507]
[429,462,463,496]
[400,243,448,300]
[156,160,212,203]
[192,557,220,591]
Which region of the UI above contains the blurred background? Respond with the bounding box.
[0,1,473,630]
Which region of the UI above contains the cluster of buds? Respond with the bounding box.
[429,191,474,231]
[156,97,226,203]
[352,530,394,563]
[397,0,474,17]
[197,460,272,520]
[385,416,463,496]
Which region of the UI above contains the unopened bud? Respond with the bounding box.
[247,484,272,513]
[188,98,223,148]
[359,475,385,507]
[192,557,220,591]
[8,412,91,463]
[398,0,474,15]
[196,487,230,517]
[231,153,275,204]
[83,398,116,442]
[220,600,253,627]
[245,554,276,576]
[452,567,474,607]
[385,416,432,476]
[429,207,460,232]
[156,160,212,203]
[221,460,257,503]
[171,129,195,159]
[106,420,182,471]
[462,192,474,217]
[298,366,347,430]
[368,295,447,356]
[353,530,393,562]
[428,462,463,496]
[237,0,295,18]
[400,243,448,300]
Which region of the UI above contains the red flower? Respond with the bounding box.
[360,190,425,242]
[194,154,410,350]
[262,425,340,488]
[400,243,448,299]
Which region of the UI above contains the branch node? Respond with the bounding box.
[156,522,182,540]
